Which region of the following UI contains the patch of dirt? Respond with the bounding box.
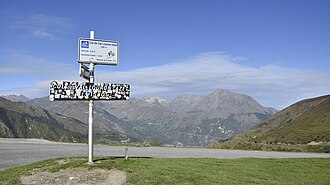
[20,168,126,185]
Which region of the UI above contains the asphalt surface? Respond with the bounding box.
[1,138,330,171]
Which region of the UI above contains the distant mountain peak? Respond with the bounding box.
[212,89,232,94]
[208,89,248,98]
[143,96,169,104]
[1,94,30,102]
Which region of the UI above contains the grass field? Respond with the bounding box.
[0,157,329,185]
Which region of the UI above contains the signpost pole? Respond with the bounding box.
[50,30,128,165]
[88,31,95,164]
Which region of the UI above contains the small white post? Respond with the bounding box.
[88,30,95,164]
[125,148,128,160]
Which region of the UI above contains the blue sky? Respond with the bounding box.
[0,0,329,109]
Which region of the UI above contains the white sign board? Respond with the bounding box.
[78,38,118,65]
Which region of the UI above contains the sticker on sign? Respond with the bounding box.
[78,38,119,65]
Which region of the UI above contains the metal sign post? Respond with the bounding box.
[49,30,129,164]
[88,31,95,164]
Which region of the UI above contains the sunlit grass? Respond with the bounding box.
[1,157,329,185]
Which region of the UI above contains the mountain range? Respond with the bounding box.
[2,91,329,152]
[25,89,276,146]
[208,94,330,152]
[0,97,135,143]
[0,97,85,142]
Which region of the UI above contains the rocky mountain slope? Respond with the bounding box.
[0,97,85,142]
[28,89,276,146]
[1,95,30,102]
[208,94,330,152]
[0,97,133,143]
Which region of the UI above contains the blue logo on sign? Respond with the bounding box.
[81,41,89,48]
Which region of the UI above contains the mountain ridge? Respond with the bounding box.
[208,94,330,152]
[0,97,135,144]
[1,95,30,102]
[26,89,276,146]
[0,97,85,142]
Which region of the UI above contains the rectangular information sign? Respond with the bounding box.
[49,81,129,101]
[78,38,119,65]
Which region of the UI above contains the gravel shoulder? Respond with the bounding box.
[20,168,126,185]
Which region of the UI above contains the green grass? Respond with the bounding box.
[208,140,330,153]
[1,157,329,185]
[208,95,330,153]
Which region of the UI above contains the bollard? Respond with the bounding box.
[125,148,128,160]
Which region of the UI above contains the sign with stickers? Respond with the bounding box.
[78,38,119,65]
[50,31,127,163]
[49,80,130,101]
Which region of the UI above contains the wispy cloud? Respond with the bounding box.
[1,52,329,109]
[96,52,330,109]
[0,80,50,98]
[0,51,79,97]
[0,51,75,76]
[10,14,73,40]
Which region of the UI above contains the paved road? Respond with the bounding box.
[1,138,329,171]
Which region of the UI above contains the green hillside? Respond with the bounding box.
[0,97,136,144]
[208,95,330,153]
[0,97,86,142]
